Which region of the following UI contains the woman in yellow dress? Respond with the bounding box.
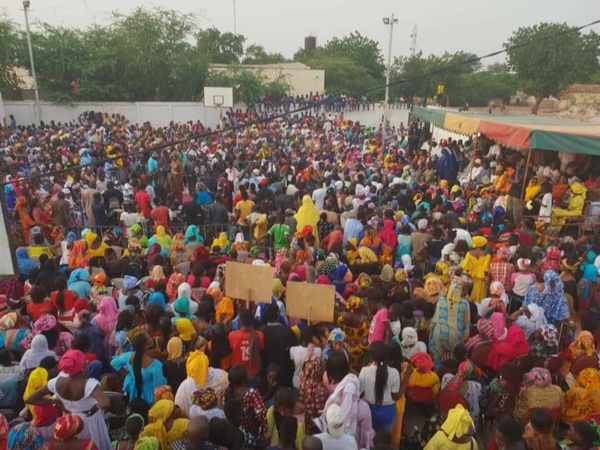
[563,368,600,424]
[294,196,320,245]
[552,181,587,227]
[460,236,491,302]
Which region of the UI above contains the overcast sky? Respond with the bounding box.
[3,0,599,65]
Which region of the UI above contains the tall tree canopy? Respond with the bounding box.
[504,23,600,114]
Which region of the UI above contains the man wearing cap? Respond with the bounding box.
[314,404,358,450]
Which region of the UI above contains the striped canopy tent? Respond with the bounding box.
[410,105,600,155]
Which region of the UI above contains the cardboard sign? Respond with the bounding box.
[286,281,335,323]
[224,261,273,305]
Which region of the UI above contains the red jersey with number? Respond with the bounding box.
[228,330,264,375]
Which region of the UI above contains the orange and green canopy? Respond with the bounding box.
[410,105,600,155]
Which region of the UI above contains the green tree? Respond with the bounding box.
[206,66,291,103]
[504,23,600,114]
[456,71,518,107]
[323,32,385,81]
[196,28,246,64]
[0,19,25,99]
[242,44,286,65]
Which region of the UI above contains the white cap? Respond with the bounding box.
[325,404,345,437]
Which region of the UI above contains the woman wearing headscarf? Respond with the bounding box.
[478,281,508,319]
[89,273,110,306]
[139,399,188,450]
[68,239,90,269]
[523,408,559,450]
[441,360,482,424]
[211,232,230,253]
[17,247,37,278]
[460,235,491,302]
[490,246,514,287]
[147,265,168,290]
[552,181,587,227]
[148,226,172,248]
[510,303,548,339]
[538,246,562,275]
[23,361,57,428]
[336,295,370,372]
[146,244,162,269]
[578,250,598,311]
[564,368,600,424]
[25,349,112,450]
[461,316,490,352]
[170,234,190,266]
[423,404,476,449]
[22,313,72,356]
[524,270,570,325]
[19,335,58,370]
[51,414,98,450]
[183,225,204,245]
[295,195,320,245]
[166,273,186,303]
[67,268,92,299]
[560,330,596,366]
[93,297,119,357]
[162,336,187,388]
[117,276,143,309]
[174,350,229,416]
[398,327,427,359]
[514,368,564,420]
[486,312,530,372]
[529,324,559,358]
[299,344,330,435]
[429,278,470,365]
[413,276,445,305]
[85,233,109,259]
[406,351,440,401]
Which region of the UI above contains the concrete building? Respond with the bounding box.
[210,62,324,96]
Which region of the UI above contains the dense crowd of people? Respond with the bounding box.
[0,106,599,450]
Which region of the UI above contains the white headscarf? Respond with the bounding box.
[19,335,58,370]
[176,282,198,315]
[401,255,414,271]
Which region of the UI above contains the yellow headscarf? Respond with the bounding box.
[525,177,541,202]
[295,195,320,244]
[85,232,98,245]
[211,232,229,251]
[358,247,377,264]
[24,367,48,420]
[167,336,183,360]
[156,226,167,238]
[571,181,587,197]
[441,404,474,440]
[141,399,175,450]
[472,236,488,249]
[186,350,208,386]
[175,318,195,342]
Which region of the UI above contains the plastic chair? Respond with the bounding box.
[29,255,40,267]
[174,262,191,276]
[570,355,599,377]
[192,287,206,299]
[470,343,491,370]
[438,390,469,416]
[138,276,150,292]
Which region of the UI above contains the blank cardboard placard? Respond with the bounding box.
[224,261,273,304]
[286,281,335,323]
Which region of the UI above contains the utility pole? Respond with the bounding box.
[23,0,41,124]
[382,13,397,152]
[233,0,237,35]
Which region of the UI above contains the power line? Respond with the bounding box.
[2,18,599,187]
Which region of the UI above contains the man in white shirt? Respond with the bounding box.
[314,404,358,450]
[312,184,327,211]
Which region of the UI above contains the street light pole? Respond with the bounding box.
[382,13,397,152]
[23,0,41,124]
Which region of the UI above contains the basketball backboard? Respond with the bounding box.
[203,87,234,108]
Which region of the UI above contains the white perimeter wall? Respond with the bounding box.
[4,100,412,128]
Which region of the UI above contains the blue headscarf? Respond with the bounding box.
[66,231,76,244]
[184,225,204,245]
[68,268,89,284]
[16,247,37,276]
[581,251,598,282]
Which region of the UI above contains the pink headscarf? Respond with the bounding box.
[94,297,119,337]
[490,312,507,341]
[316,275,331,285]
